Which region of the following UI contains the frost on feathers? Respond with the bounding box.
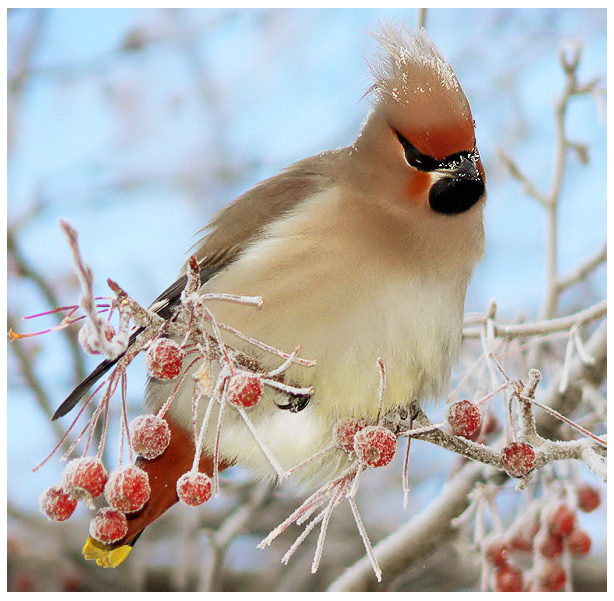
[366,23,472,124]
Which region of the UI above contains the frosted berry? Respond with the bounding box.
[446,400,482,439]
[353,425,397,468]
[494,564,523,592]
[509,520,538,553]
[537,560,566,592]
[548,504,576,538]
[577,484,601,513]
[176,471,212,507]
[104,464,150,513]
[333,418,365,453]
[227,372,263,408]
[538,532,563,558]
[145,338,184,380]
[567,529,591,555]
[509,531,534,552]
[40,486,78,522]
[485,539,510,566]
[129,414,171,460]
[89,508,128,545]
[501,442,535,478]
[79,320,116,355]
[62,456,108,506]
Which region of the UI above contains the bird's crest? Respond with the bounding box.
[366,23,475,159]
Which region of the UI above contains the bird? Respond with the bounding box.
[55,23,486,567]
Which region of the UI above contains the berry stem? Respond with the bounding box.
[234,405,285,479]
[348,496,382,583]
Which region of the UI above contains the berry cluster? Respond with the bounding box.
[40,407,218,545]
[40,456,152,545]
[483,483,601,591]
[333,418,397,468]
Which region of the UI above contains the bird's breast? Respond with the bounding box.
[198,188,468,423]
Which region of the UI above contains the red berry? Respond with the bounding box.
[501,442,535,478]
[538,532,563,558]
[61,456,108,506]
[537,560,566,592]
[129,414,171,460]
[446,400,482,439]
[567,529,592,555]
[176,471,212,507]
[494,563,524,592]
[353,425,397,468]
[577,484,601,513]
[145,338,184,380]
[548,504,576,538]
[509,531,534,552]
[333,418,365,453]
[89,508,128,545]
[40,486,78,522]
[485,539,511,566]
[104,464,150,513]
[227,372,263,408]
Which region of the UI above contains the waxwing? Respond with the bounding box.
[54,23,486,567]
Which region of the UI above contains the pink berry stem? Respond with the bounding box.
[444,338,504,403]
[280,443,338,481]
[263,345,303,378]
[212,378,229,495]
[311,481,346,575]
[191,375,224,473]
[23,304,81,320]
[474,381,514,407]
[261,378,314,398]
[215,320,316,368]
[402,437,412,510]
[518,393,606,447]
[200,305,236,376]
[281,509,326,565]
[31,376,107,472]
[61,373,119,463]
[199,292,263,308]
[118,372,133,465]
[349,463,364,499]
[156,355,202,419]
[376,357,386,425]
[348,496,382,583]
[88,371,121,459]
[259,468,356,548]
[94,390,111,460]
[234,405,285,478]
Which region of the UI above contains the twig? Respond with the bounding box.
[462,299,606,339]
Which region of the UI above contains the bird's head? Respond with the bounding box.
[352,24,485,220]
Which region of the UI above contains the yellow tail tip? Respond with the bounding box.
[82,537,133,568]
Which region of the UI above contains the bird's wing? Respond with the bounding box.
[52,154,336,420]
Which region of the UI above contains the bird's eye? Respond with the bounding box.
[394,130,439,172]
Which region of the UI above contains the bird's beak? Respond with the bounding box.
[429,155,485,215]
